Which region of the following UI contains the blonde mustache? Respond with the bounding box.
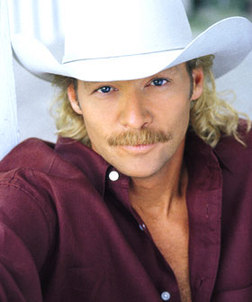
[108,129,171,146]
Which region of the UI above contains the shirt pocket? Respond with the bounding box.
[212,284,252,302]
[65,266,107,302]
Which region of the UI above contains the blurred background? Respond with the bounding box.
[186,0,252,29]
[2,0,252,156]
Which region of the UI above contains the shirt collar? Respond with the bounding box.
[55,137,110,196]
[212,121,250,173]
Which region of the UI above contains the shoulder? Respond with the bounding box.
[0,138,98,220]
[0,137,88,214]
[0,139,59,261]
[0,138,56,173]
[0,138,57,224]
[0,137,90,179]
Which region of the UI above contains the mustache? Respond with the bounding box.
[108,129,171,146]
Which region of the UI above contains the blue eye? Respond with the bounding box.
[151,78,168,86]
[97,86,112,93]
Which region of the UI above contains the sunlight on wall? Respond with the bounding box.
[0,0,19,159]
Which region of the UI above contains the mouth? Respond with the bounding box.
[117,143,157,154]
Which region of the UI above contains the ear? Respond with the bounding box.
[67,83,83,115]
[191,68,204,101]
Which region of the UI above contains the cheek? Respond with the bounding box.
[81,116,106,154]
[158,96,191,131]
[81,105,114,146]
[170,109,190,141]
[82,114,101,139]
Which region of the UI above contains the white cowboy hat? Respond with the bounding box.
[11,0,252,82]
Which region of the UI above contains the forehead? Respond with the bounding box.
[78,63,187,88]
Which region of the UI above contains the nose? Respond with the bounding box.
[118,90,152,129]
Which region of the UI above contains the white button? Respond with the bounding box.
[161,291,171,301]
[109,171,119,181]
[139,223,146,231]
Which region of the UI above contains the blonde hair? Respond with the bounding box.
[51,55,250,148]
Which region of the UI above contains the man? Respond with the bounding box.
[1,1,252,301]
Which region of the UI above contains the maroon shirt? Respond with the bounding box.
[0,129,252,302]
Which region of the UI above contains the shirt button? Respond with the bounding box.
[161,291,171,301]
[139,223,146,231]
[109,171,119,181]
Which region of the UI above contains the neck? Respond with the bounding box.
[129,139,188,218]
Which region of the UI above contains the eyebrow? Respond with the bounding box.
[81,80,120,91]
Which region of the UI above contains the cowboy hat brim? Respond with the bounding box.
[12,17,252,82]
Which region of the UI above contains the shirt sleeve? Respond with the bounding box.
[0,172,56,302]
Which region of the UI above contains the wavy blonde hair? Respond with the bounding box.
[51,55,250,147]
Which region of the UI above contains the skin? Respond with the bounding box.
[68,63,204,302]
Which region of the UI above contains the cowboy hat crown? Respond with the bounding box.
[63,0,192,62]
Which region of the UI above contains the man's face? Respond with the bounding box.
[68,63,203,179]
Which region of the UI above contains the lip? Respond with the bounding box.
[118,144,156,154]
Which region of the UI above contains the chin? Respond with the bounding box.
[117,164,162,179]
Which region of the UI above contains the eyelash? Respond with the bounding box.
[94,78,169,94]
[149,78,169,87]
[94,86,117,94]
